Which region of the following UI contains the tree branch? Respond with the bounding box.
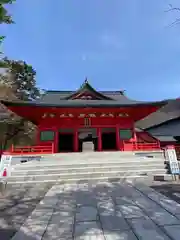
[165,7,180,13]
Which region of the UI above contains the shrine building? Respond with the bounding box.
[1,80,171,154]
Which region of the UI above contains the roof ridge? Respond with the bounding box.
[44,90,124,94]
[46,90,74,93]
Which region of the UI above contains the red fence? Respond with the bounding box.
[134,143,160,151]
[1,141,162,155]
[9,143,54,155]
[175,145,180,160]
[123,141,160,151]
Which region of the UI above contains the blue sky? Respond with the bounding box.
[1,0,180,100]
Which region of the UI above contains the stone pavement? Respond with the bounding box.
[10,181,180,240]
[0,183,53,240]
[150,181,180,204]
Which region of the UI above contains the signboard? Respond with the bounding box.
[0,155,12,178]
[165,146,180,175]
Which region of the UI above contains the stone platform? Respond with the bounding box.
[7,180,180,240]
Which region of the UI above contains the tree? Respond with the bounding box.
[0,0,14,24]
[0,1,38,153]
[166,4,180,26]
[0,59,40,154]
[0,0,16,61]
[1,58,41,100]
[0,83,36,154]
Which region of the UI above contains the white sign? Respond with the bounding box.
[0,155,12,178]
[165,147,180,175]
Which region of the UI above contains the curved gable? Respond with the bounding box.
[66,79,113,100]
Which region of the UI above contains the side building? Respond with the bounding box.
[136,100,180,146]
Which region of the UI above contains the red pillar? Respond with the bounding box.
[74,128,79,152]
[116,126,121,151]
[97,128,102,151]
[54,129,59,153]
[133,129,137,151]
[36,127,41,144]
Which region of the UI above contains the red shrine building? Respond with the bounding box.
[1,80,171,154]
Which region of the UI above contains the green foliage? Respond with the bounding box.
[0,82,37,152]
[1,58,41,100]
[0,1,38,151]
[0,0,15,54]
[0,0,15,24]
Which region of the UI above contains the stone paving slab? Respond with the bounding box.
[163,225,180,240]
[97,196,115,217]
[115,196,136,205]
[104,230,138,240]
[76,206,98,222]
[100,215,130,231]
[43,222,73,240]
[132,181,180,219]
[0,183,52,240]
[116,204,145,219]
[131,194,180,226]
[127,217,171,240]
[145,206,180,226]
[74,222,104,240]
[148,191,180,215]
[11,186,58,240]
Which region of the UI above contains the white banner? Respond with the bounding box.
[0,155,12,178]
[165,147,180,175]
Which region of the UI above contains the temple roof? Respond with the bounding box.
[39,79,128,102]
[1,99,169,108]
[0,80,174,122]
[18,79,167,108]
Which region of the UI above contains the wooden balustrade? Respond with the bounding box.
[1,141,163,156]
[134,143,160,151]
[9,143,54,155]
[123,141,160,151]
[175,145,180,160]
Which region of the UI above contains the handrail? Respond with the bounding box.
[9,143,54,155]
[123,141,160,151]
[5,141,162,155]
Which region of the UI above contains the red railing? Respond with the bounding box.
[9,143,54,155]
[123,141,160,151]
[175,145,180,160]
[134,142,160,151]
[1,141,162,156]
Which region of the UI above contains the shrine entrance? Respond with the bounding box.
[101,128,117,151]
[58,129,74,152]
[78,128,98,152]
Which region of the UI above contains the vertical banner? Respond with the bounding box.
[0,155,12,178]
[165,146,180,175]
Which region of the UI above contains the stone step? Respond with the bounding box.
[40,150,164,159]
[13,158,165,170]
[11,152,138,164]
[42,155,136,161]
[41,153,163,160]
[40,156,164,162]
[11,163,166,176]
[9,151,166,184]
[7,173,171,185]
[11,150,164,163]
[7,173,173,185]
[8,168,167,182]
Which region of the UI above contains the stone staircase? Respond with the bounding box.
[8,151,170,184]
